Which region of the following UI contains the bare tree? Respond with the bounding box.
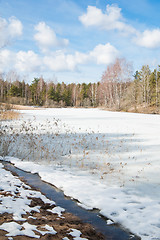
[100,58,133,109]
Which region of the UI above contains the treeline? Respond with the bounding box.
[1,58,160,112]
[0,75,99,107]
[100,58,160,112]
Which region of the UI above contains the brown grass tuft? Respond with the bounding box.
[0,110,20,120]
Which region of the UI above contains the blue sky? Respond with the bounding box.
[1,0,160,83]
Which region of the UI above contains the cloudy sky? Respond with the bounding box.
[1,0,160,83]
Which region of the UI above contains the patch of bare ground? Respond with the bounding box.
[0,102,44,111]
[128,105,160,114]
[11,104,42,110]
[100,104,160,114]
[0,181,105,240]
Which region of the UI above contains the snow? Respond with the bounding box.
[0,222,23,237]
[38,224,57,235]
[47,206,65,217]
[0,162,58,238]
[0,163,55,221]
[69,229,88,240]
[0,221,56,238]
[1,108,160,239]
[106,219,114,225]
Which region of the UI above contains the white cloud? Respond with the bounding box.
[0,50,42,73]
[0,17,22,48]
[79,4,136,35]
[15,50,42,72]
[79,4,160,50]
[43,51,75,71]
[89,43,119,64]
[0,41,118,73]
[134,29,160,48]
[43,43,119,71]
[34,22,69,53]
[8,17,23,38]
[43,51,88,72]
[79,5,104,27]
[0,49,14,72]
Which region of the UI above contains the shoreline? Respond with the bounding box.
[0,161,105,240]
[0,102,160,115]
[12,103,160,115]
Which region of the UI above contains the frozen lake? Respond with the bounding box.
[1,108,160,239]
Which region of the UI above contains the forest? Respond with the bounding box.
[0,58,160,113]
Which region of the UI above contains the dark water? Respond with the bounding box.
[2,161,141,240]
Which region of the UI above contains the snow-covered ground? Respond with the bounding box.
[1,108,160,240]
[0,162,91,239]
